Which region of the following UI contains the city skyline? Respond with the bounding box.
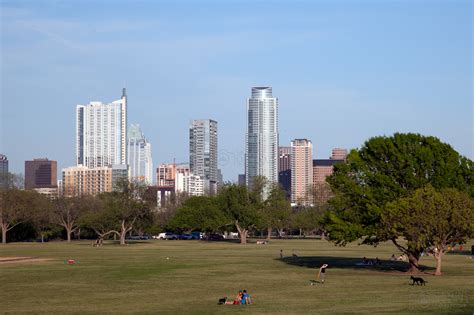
[1,1,472,181]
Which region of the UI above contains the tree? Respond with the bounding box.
[168,196,228,233]
[52,196,92,242]
[383,186,474,275]
[323,133,473,272]
[218,184,261,244]
[292,206,324,237]
[30,192,54,243]
[261,184,292,239]
[0,188,35,244]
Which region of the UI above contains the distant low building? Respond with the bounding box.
[62,164,128,197]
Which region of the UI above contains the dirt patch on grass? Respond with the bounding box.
[0,256,52,264]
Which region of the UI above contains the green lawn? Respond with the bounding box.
[1,239,473,314]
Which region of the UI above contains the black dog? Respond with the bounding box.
[218,297,227,305]
[410,276,427,286]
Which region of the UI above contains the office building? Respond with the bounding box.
[278,146,291,199]
[76,89,127,168]
[62,164,128,197]
[291,139,313,206]
[238,174,246,186]
[245,87,279,192]
[0,154,8,188]
[25,158,57,190]
[331,148,348,160]
[312,149,347,204]
[189,119,218,194]
[128,124,153,184]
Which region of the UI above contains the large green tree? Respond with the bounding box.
[323,133,473,272]
[0,188,36,244]
[261,184,292,239]
[168,196,228,233]
[217,184,261,244]
[383,186,474,275]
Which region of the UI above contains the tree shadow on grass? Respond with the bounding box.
[278,256,434,273]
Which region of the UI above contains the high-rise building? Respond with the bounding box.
[238,174,246,186]
[278,146,291,199]
[127,124,153,184]
[0,154,8,188]
[245,87,279,192]
[62,164,128,197]
[291,139,313,206]
[25,158,57,189]
[331,148,348,160]
[76,89,127,168]
[189,119,218,194]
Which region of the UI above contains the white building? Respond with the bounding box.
[189,119,218,194]
[127,124,153,184]
[245,87,279,193]
[76,89,127,168]
[175,171,204,196]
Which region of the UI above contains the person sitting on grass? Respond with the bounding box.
[241,290,252,305]
[232,291,242,305]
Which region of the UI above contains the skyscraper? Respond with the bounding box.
[76,89,127,168]
[291,139,313,206]
[127,124,153,184]
[278,146,291,199]
[0,154,8,188]
[245,87,279,191]
[189,119,218,194]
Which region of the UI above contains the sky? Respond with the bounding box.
[1,0,472,182]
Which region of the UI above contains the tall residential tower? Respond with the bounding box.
[189,119,218,194]
[245,87,279,191]
[76,89,127,168]
[291,139,313,206]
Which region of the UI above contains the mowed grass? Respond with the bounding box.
[1,239,473,314]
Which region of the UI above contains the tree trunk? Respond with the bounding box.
[406,251,421,273]
[434,251,444,276]
[120,231,126,245]
[1,225,7,244]
[239,230,247,244]
[66,226,72,243]
[266,227,272,240]
[235,222,247,244]
[299,228,302,238]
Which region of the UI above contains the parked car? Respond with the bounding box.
[178,234,193,240]
[191,231,203,240]
[204,233,224,241]
[155,232,178,240]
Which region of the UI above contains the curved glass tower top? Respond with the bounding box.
[251,87,273,98]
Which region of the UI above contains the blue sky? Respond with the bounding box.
[1,0,472,181]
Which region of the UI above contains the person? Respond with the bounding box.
[390,254,396,261]
[280,249,283,259]
[241,289,252,305]
[317,264,328,283]
[233,291,242,305]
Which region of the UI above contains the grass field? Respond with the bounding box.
[1,239,473,314]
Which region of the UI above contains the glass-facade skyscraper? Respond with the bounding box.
[189,119,218,194]
[127,124,153,184]
[245,87,279,190]
[76,89,127,168]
